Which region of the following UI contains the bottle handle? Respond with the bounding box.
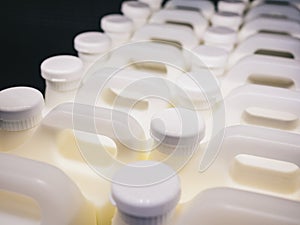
[132,23,198,50]
[222,55,300,96]
[224,84,300,131]
[228,33,300,67]
[149,9,208,39]
[0,153,95,225]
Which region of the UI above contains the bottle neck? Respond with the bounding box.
[112,210,173,225]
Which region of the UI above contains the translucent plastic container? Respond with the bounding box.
[3,103,147,225]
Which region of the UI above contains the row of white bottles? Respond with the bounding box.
[2,0,300,224]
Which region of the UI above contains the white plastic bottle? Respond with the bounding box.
[74,31,112,70]
[228,33,300,67]
[203,26,237,52]
[40,55,83,113]
[6,102,147,225]
[239,17,300,41]
[164,0,215,20]
[0,86,44,151]
[101,14,134,47]
[149,9,208,41]
[121,1,152,30]
[111,161,181,225]
[175,188,300,225]
[218,0,248,15]
[0,153,97,225]
[211,11,243,31]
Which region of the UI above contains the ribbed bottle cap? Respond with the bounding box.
[193,45,229,68]
[218,0,246,15]
[0,87,44,131]
[101,14,134,33]
[41,55,83,82]
[111,161,180,218]
[150,108,205,147]
[74,31,111,54]
[211,11,242,30]
[204,26,237,45]
[122,1,151,19]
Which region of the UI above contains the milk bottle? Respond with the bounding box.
[4,102,147,225]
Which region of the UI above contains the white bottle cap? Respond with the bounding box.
[0,87,44,131]
[150,108,205,148]
[176,73,220,110]
[204,26,237,45]
[111,161,180,224]
[101,14,134,33]
[74,31,111,54]
[122,1,151,20]
[41,55,83,91]
[211,11,243,31]
[218,0,246,15]
[139,0,162,11]
[193,45,229,68]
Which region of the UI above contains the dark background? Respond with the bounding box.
[1,0,216,94]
